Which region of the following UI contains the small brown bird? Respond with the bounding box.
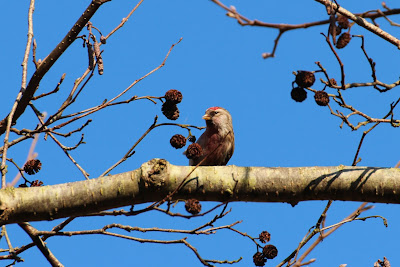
[189,107,234,166]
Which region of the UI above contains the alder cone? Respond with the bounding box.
[253,252,267,267]
[314,90,330,106]
[337,15,350,29]
[23,159,42,175]
[262,244,278,259]
[170,134,186,149]
[185,199,202,214]
[336,32,351,49]
[291,87,307,102]
[185,143,202,160]
[162,101,180,120]
[259,231,271,243]
[164,89,183,104]
[295,71,315,88]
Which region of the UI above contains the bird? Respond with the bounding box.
[189,107,234,166]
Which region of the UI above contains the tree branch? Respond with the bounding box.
[18,222,63,267]
[1,159,400,225]
[314,0,400,48]
[0,0,110,135]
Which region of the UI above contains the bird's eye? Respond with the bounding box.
[214,111,219,115]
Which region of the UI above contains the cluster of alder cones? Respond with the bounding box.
[161,89,202,160]
[290,15,352,106]
[331,15,352,49]
[291,71,331,106]
[161,89,183,120]
[253,230,278,266]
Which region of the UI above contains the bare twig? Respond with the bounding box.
[9,136,39,187]
[289,203,373,267]
[104,0,144,40]
[2,226,14,254]
[315,0,400,47]
[48,132,89,178]
[100,116,203,176]
[211,0,400,58]
[0,0,109,135]
[1,0,36,188]
[18,223,63,267]
[32,222,242,267]
[32,73,66,100]
[32,39,39,69]
[351,97,400,165]
[43,38,182,137]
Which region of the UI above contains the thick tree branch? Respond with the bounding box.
[0,159,399,225]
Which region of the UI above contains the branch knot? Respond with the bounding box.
[140,159,168,190]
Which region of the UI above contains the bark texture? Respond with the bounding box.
[0,159,399,225]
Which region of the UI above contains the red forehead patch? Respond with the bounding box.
[208,106,221,111]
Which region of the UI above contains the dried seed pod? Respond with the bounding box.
[185,143,202,159]
[188,135,196,143]
[87,42,95,70]
[336,32,351,49]
[185,199,202,214]
[295,71,315,88]
[262,244,278,259]
[31,180,44,187]
[259,231,271,243]
[291,87,307,103]
[162,102,180,120]
[165,89,183,104]
[170,134,187,149]
[314,90,330,106]
[23,159,42,175]
[253,252,267,267]
[93,42,104,75]
[337,15,350,29]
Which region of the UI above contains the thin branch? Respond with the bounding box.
[34,108,90,178]
[44,38,182,136]
[291,203,373,267]
[18,223,63,267]
[0,0,109,135]
[45,68,94,127]
[2,226,14,254]
[99,116,158,176]
[351,97,400,165]
[378,5,400,27]
[1,0,36,188]
[100,117,203,177]
[104,0,144,40]
[211,0,400,58]
[47,132,89,179]
[32,39,39,69]
[278,203,372,267]
[33,223,241,267]
[81,202,225,219]
[32,73,66,100]
[51,120,92,138]
[321,32,345,88]
[315,0,400,47]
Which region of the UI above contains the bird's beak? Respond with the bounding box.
[202,114,211,120]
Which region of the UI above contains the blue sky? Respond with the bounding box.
[2,0,400,266]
